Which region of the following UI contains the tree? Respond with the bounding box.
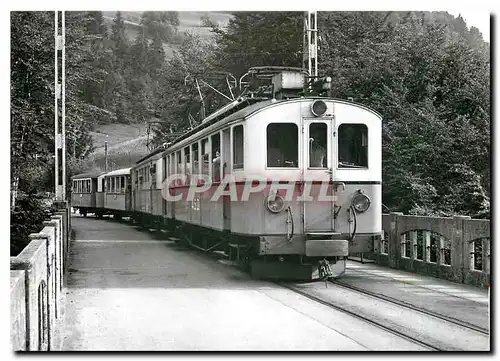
[141,11,179,42]
[150,32,225,148]
[111,11,129,65]
[11,11,102,254]
[205,11,490,217]
[210,12,303,78]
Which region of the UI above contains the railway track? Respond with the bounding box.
[330,279,490,335]
[279,279,489,351]
[100,217,489,350]
[278,282,442,351]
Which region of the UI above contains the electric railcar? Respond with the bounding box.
[71,68,382,280]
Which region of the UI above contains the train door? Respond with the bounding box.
[163,154,167,216]
[302,117,336,233]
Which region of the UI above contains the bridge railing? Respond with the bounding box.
[10,202,71,351]
[362,213,490,288]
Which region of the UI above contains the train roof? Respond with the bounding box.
[71,171,105,180]
[166,97,382,152]
[136,146,165,166]
[137,96,383,162]
[104,168,132,177]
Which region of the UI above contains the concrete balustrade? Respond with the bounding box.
[366,213,490,288]
[10,203,70,351]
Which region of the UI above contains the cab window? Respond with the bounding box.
[338,124,368,168]
[267,123,298,168]
[309,123,327,168]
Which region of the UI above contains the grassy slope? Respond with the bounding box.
[87,123,150,171]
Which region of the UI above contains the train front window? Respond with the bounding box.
[267,123,298,168]
[338,124,368,168]
[309,123,327,168]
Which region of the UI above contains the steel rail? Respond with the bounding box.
[330,279,489,335]
[278,282,442,351]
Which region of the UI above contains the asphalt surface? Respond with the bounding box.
[59,215,430,351]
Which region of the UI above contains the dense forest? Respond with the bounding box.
[10,11,490,254]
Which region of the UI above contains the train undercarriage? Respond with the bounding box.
[75,208,355,281]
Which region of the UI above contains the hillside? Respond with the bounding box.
[102,11,232,43]
[87,123,150,171]
[89,11,232,170]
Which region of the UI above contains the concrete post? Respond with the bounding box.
[483,238,490,275]
[42,221,61,319]
[50,215,64,291]
[453,215,471,283]
[424,231,431,263]
[28,233,52,351]
[389,212,403,268]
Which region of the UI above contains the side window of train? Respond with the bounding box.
[338,124,368,168]
[192,142,199,175]
[163,155,167,181]
[169,154,175,182]
[211,133,221,181]
[176,151,183,185]
[184,146,191,182]
[201,138,210,176]
[309,123,328,168]
[267,123,298,168]
[232,125,244,170]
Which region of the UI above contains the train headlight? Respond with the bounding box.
[352,190,371,213]
[265,193,285,213]
[311,100,327,117]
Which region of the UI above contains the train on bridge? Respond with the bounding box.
[71,67,382,280]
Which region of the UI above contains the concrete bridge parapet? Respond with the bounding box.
[10,203,71,351]
[363,213,490,288]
